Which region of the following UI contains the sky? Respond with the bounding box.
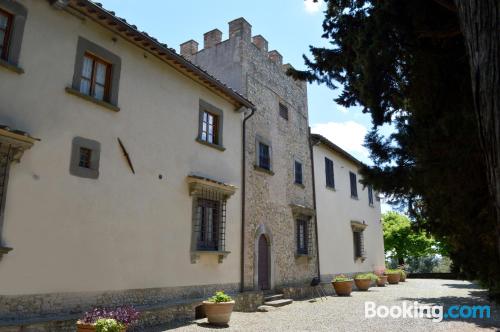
[97,0,375,163]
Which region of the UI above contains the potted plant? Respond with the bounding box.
[354,273,377,291]
[77,306,139,332]
[398,264,408,282]
[385,268,402,284]
[332,274,354,296]
[376,274,388,287]
[202,291,235,325]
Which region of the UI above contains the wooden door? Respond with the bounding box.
[258,234,270,290]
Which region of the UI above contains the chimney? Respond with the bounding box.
[252,35,268,52]
[180,40,199,60]
[228,17,252,43]
[268,50,283,66]
[204,29,222,49]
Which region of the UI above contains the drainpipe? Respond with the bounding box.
[241,107,256,292]
[309,128,321,280]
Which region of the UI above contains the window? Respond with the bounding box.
[70,137,101,179]
[279,103,288,120]
[196,198,221,251]
[294,160,303,185]
[0,0,27,67]
[197,100,224,150]
[200,111,219,144]
[349,172,358,198]
[259,142,271,170]
[296,219,309,255]
[0,9,12,60]
[325,157,335,188]
[70,37,121,107]
[368,185,374,206]
[353,230,364,259]
[79,53,111,102]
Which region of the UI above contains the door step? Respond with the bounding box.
[264,294,284,302]
[263,298,293,307]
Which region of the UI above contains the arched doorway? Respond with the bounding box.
[258,234,270,290]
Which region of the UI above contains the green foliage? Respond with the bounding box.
[290,0,500,299]
[95,319,124,332]
[208,291,232,303]
[332,274,353,282]
[354,273,378,281]
[382,212,440,263]
[384,269,402,275]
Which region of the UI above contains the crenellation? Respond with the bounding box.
[203,28,222,49]
[252,35,268,52]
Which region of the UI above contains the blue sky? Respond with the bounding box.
[98,0,376,163]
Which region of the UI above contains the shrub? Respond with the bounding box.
[332,274,353,282]
[354,273,378,281]
[208,291,233,303]
[385,268,402,275]
[95,318,124,332]
[80,306,140,325]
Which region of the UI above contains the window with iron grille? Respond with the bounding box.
[349,172,358,198]
[368,185,374,206]
[279,103,288,120]
[353,230,365,259]
[200,111,219,145]
[80,53,112,102]
[325,157,335,188]
[296,219,308,255]
[258,142,271,170]
[193,188,226,252]
[79,147,92,169]
[294,161,303,185]
[0,9,12,61]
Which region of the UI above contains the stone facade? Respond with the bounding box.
[187,18,318,291]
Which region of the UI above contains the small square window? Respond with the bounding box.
[70,137,100,179]
[294,160,303,185]
[78,147,92,169]
[279,103,288,120]
[259,142,271,170]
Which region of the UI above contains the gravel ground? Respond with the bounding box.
[164,279,500,332]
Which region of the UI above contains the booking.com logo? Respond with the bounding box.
[365,301,491,322]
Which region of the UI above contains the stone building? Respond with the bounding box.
[182,18,318,292]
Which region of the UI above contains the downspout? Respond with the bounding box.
[241,107,256,292]
[309,128,321,280]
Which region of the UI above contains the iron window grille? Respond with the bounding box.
[296,218,313,255]
[259,142,271,170]
[349,172,358,198]
[279,103,289,120]
[78,147,92,169]
[294,161,303,185]
[368,185,374,206]
[193,187,227,252]
[325,157,335,188]
[353,230,365,259]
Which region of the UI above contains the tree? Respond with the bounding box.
[382,212,440,265]
[291,0,500,298]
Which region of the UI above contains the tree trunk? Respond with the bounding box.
[454,0,500,260]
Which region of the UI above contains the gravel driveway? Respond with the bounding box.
[164,279,500,331]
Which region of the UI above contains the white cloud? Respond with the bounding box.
[311,121,369,159]
[304,0,323,14]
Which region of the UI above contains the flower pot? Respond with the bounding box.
[354,278,372,291]
[76,323,126,332]
[376,276,388,287]
[332,280,353,296]
[386,273,401,284]
[400,272,407,282]
[202,301,235,325]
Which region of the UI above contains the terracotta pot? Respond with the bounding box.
[202,300,235,325]
[76,322,126,332]
[354,278,372,291]
[376,276,388,287]
[386,273,401,284]
[332,280,353,296]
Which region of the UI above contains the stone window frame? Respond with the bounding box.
[196,99,225,151]
[0,0,27,73]
[254,135,274,175]
[69,137,101,179]
[66,37,121,111]
[351,221,367,262]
